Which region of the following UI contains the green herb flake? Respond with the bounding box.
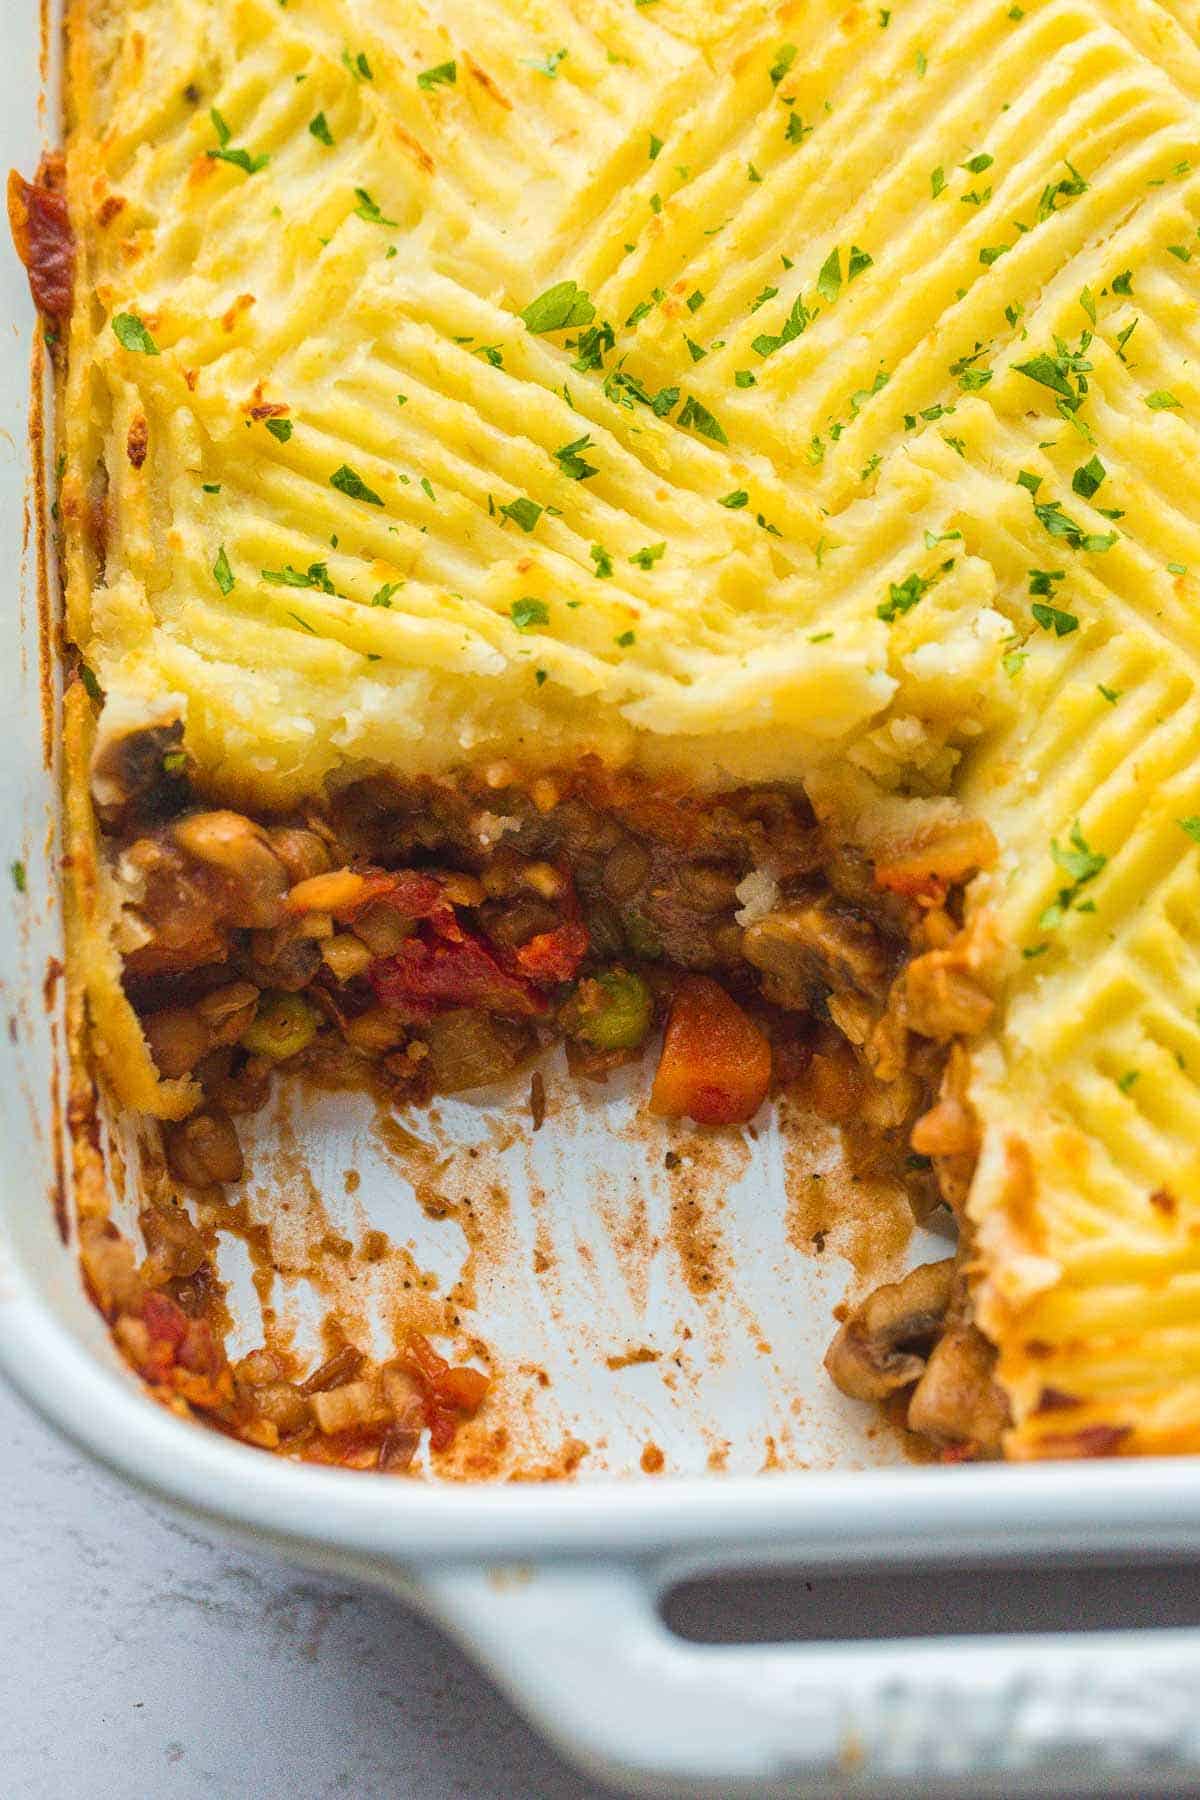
[1031,600,1078,636]
[265,417,293,443]
[212,545,235,594]
[685,336,706,363]
[417,61,456,91]
[521,280,595,334]
[816,247,842,302]
[1169,243,1192,262]
[769,43,797,85]
[931,166,946,198]
[10,859,27,893]
[500,496,542,532]
[554,434,598,480]
[677,394,728,443]
[878,569,934,622]
[1178,817,1200,843]
[354,187,399,227]
[630,542,665,569]
[786,113,813,145]
[847,244,872,281]
[719,489,749,509]
[342,47,373,80]
[1147,390,1183,409]
[330,463,384,505]
[1117,1069,1140,1093]
[371,581,402,607]
[111,312,160,355]
[686,289,705,313]
[615,629,636,647]
[590,543,614,578]
[1097,683,1120,703]
[1071,454,1106,498]
[962,151,994,174]
[510,597,550,631]
[262,561,335,593]
[309,112,334,146]
[522,47,568,76]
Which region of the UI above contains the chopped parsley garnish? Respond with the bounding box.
[522,47,567,76]
[554,434,598,480]
[286,612,316,634]
[535,668,548,685]
[354,188,399,226]
[735,369,757,387]
[786,113,813,145]
[1037,159,1088,220]
[1147,390,1183,410]
[847,244,873,280]
[207,109,269,174]
[522,280,595,333]
[265,417,293,443]
[677,395,728,443]
[342,47,372,80]
[979,244,1010,266]
[1169,562,1188,576]
[262,561,335,593]
[719,489,749,508]
[1071,455,1106,498]
[417,61,456,91]
[571,321,615,373]
[615,629,636,646]
[752,291,811,358]
[330,464,384,505]
[371,581,402,607]
[686,289,705,313]
[931,166,946,197]
[751,285,779,312]
[915,48,927,75]
[962,151,994,174]
[309,112,334,146]
[769,43,797,85]
[685,336,706,363]
[1117,1069,1140,1093]
[1031,600,1078,636]
[1038,820,1106,930]
[1178,817,1200,843]
[1097,683,1120,703]
[420,476,436,501]
[590,543,614,578]
[510,597,549,631]
[1112,269,1133,295]
[877,566,942,622]
[111,312,159,355]
[1168,243,1192,262]
[212,545,235,594]
[630,542,665,569]
[648,133,662,161]
[1031,497,1115,552]
[748,163,762,184]
[500,496,542,532]
[1028,568,1065,596]
[816,247,842,302]
[202,482,221,493]
[10,859,26,893]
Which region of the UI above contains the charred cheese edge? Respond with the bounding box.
[59,0,1200,1456]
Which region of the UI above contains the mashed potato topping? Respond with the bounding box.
[57,0,1200,1457]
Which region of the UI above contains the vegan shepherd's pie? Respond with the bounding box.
[15,0,1200,1467]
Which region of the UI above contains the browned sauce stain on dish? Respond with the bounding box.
[606,1346,660,1370]
[778,1098,914,1293]
[640,1442,665,1474]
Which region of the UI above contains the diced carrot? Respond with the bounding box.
[874,819,998,901]
[648,976,771,1126]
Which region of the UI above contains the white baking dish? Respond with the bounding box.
[7,13,1200,1796]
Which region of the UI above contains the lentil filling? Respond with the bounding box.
[89,733,1007,1465]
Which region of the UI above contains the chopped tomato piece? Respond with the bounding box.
[399,1330,489,1452]
[513,921,588,984]
[370,931,546,1019]
[648,975,771,1126]
[8,164,74,319]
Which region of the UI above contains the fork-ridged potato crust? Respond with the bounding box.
[60,0,1200,1456]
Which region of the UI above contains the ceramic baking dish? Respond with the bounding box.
[8,12,1200,1796]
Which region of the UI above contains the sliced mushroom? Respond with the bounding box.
[824,1258,955,1401]
[744,894,892,1009]
[91,700,189,831]
[907,1322,1008,1454]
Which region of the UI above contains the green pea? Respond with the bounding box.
[574,970,653,1051]
[241,991,320,1060]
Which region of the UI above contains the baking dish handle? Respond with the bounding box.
[416,1557,1200,1795]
